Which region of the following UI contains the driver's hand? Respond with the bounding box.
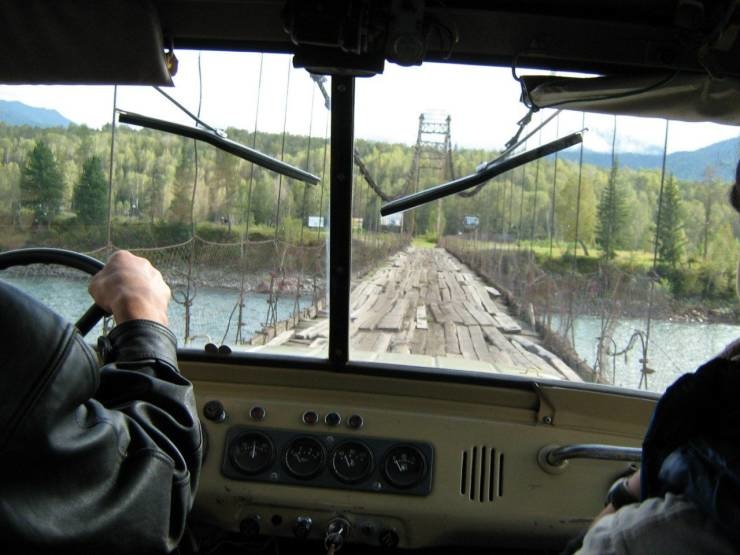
[89,250,170,326]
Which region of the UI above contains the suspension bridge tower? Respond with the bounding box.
[408,111,455,237]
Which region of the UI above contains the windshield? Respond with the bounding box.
[1,52,739,395]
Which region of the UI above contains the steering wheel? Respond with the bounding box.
[0,247,110,335]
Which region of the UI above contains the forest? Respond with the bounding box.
[0,120,739,302]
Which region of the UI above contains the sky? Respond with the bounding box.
[0,51,738,156]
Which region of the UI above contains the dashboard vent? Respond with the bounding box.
[460,446,504,502]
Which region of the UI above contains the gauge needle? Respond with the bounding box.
[394,458,405,471]
[344,454,352,467]
[250,443,256,458]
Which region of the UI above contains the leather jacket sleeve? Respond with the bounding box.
[0,280,202,554]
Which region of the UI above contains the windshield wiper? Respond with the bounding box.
[118,110,320,185]
[380,131,582,216]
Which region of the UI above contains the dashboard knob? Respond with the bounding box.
[239,515,261,538]
[378,529,399,548]
[202,400,226,422]
[293,516,313,539]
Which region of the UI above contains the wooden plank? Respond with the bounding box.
[294,319,329,340]
[425,321,446,357]
[451,304,479,326]
[469,325,493,362]
[486,285,502,297]
[512,337,583,382]
[510,339,561,378]
[444,321,460,354]
[493,312,522,334]
[416,305,429,329]
[464,300,497,326]
[377,298,409,331]
[456,325,476,359]
[428,303,447,323]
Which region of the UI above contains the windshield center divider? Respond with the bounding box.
[328,75,355,369]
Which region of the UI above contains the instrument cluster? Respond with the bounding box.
[222,426,433,496]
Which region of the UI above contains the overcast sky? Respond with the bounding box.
[1,51,737,155]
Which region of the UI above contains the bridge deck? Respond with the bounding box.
[252,247,581,382]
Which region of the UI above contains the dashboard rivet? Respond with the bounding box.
[270,472,279,480]
[325,412,342,426]
[542,415,553,425]
[250,405,267,421]
[373,481,382,491]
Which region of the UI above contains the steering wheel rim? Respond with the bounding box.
[0,247,109,335]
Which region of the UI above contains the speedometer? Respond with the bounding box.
[382,445,427,488]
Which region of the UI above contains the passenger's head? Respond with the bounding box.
[731,159,740,214]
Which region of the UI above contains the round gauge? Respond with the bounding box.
[283,436,326,479]
[330,441,374,484]
[228,431,275,475]
[382,445,427,488]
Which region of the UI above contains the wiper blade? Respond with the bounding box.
[380,132,582,216]
[118,111,320,185]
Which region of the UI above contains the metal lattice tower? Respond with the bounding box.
[408,111,455,236]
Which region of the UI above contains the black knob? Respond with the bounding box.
[378,529,399,548]
[293,516,313,539]
[203,400,226,422]
[325,412,341,426]
[239,515,261,538]
[302,410,319,425]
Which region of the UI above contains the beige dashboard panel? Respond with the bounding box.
[182,361,655,549]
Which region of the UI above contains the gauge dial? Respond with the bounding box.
[284,437,326,479]
[330,441,374,483]
[382,445,427,488]
[229,431,275,475]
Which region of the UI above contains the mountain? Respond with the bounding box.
[0,100,73,128]
[558,136,740,182]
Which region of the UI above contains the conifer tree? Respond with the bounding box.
[595,158,626,259]
[655,174,685,267]
[20,140,64,226]
[73,156,108,225]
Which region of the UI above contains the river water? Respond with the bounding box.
[3,276,311,347]
[5,275,739,395]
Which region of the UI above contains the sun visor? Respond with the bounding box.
[519,73,740,126]
[0,0,172,85]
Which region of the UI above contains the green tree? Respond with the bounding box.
[73,156,108,225]
[655,174,685,268]
[595,158,626,259]
[20,140,64,226]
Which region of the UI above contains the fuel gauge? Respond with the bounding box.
[330,441,374,483]
[382,445,427,488]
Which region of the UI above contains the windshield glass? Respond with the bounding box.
[2,53,740,395]
[350,62,740,395]
[0,52,330,356]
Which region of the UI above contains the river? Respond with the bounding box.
[5,276,739,395]
[3,276,311,348]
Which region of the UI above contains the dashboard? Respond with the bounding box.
[184,360,656,550]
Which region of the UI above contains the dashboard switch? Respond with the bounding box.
[325,411,341,426]
[239,515,261,538]
[379,529,399,548]
[250,405,267,421]
[293,516,313,539]
[347,414,364,429]
[203,400,226,422]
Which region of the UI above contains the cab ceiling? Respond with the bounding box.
[1,0,739,84]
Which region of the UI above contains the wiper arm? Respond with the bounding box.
[118,110,320,185]
[380,132,582,216]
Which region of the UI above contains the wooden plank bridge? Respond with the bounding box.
[249,247,582,382]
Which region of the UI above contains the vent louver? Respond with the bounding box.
[460,446,504,502]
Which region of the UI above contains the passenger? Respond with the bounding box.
[568,161,740,555]
[0,250,202,554]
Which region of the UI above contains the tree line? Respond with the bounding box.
[1,121,738,298]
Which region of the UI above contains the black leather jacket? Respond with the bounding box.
[0,280,202,554]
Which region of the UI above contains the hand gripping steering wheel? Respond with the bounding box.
[0,247,110,336]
